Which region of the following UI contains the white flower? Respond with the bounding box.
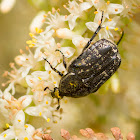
[25,95,56,121]
[0,110,35,140]
[86,11,120,39]
[32,27,55,58]
[91,0,124,18]
[0,91,32,121]
[72,35,89,53]
[121,0,139,17]
[30,11,46,33]
[0,0,16,13]
[15,49,42,78]
[2,63,26,95]
[65,0,92,30]
[46,10,67,30]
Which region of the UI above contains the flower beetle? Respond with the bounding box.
[44,11,124,109]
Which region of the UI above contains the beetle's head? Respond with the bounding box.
[51,88,63,110]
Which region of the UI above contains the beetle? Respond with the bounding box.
[43,11,124,109]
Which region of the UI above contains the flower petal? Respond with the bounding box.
[18,95,33,108]
[86,22,98,32]
[0,0,16,13]
[13,110,25,127]
[107,4,124,14]
[0,128,15,139]
[80,2,93,11]
[60,47,75,58]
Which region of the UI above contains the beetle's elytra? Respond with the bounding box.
[44,11,123,109]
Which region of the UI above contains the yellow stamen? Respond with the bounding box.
[29,33,35,37]
[49,71,51,74]
[3,134,7,138]
[106,26,109,30]
[32,38,37,43]
[24,125,28,128]
[38,77,42,80]
[29,44,35,48]
[46,101,48,104]
[47,118,50,122]
[35,27,39,33]
[108,18,112,22]
[43,14,47,18]
[94,11,98,14]
[39,29,43,33]
[26,40,32,45]
[53,81,56,84]
[107,1,110,5]
[18,120,21,122]
[114,28,118,31]
[39,112,42,116]
[115,8,118,12]
[6,123,9,128]
[24,137,29,140]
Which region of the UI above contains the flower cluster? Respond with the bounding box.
[0,0,140,139]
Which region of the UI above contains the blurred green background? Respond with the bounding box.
[0,0,140,139]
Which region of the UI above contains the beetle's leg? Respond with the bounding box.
[83,11,104,52]
[55,49,67,69]
[53,87,61,110]
[116,31,124,46]
[56,98,60,110]
[43,58,63,77]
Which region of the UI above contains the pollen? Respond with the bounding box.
[108,18,112,22]
[29,44,35,48]
[64,100,68,103]
[24,137,29,140]
[107,1,110,5]
[47,118,50,122]
[43,14,47,18]
[53,81,56,84]
[29,33,35,38]
[3,134,7,138]
[24,125,28,128]
[26,40,32,45]
[18,119,21,122]
[106,26,109,30]
[39,112,42,116]
[49,71,51,74]
[32,38,37,43]
[94,0,99,4]
[38,77,42,80]
[46,101,48,104]
[115,8,118,12]
[35,27,43,34]
[6,123,9,128]
[35,27,39,33]
[114,28,118,31]
[94,11,98,14]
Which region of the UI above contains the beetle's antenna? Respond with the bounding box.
[116,31,124,46]
[55,49,67,69]
[43,58,64,77]
[83,11,104,51]
[44,86,53,91]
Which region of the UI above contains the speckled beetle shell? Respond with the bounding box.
[59,39,121,98]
